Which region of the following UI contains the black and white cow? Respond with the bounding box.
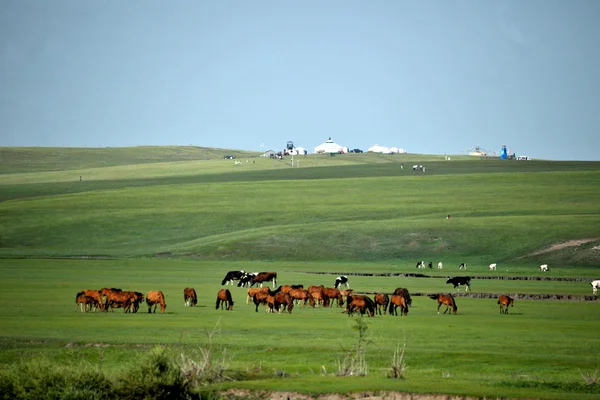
[416,261,425,269]
[446,276,471,291]
[458,263,467,270]
[237,272,258,287]
[334,275,350,289]
[428,262,433,269]
[221,270,246,286]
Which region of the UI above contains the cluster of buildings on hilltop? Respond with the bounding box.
[263,138,407,157]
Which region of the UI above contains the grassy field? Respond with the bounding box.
[1,147,599,399]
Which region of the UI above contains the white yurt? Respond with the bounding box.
[368,144,390,153]
[314,137,345,154]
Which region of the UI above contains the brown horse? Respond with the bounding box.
[322,287,344,307]
[274,292,294,314]
[105,290,138,313]
[498,295,514,314]
[280,284,303,294]
[430,293,457,315]
[216,289,234,311]
[389,294,409,316]
[393,288,412,307]
[346,294,376,317]
[75,290,104,312]
[247,286,269,304]
[289,288,316,307]
[146,290,167,313]
[307,285,327,307]
[374,293,389,315]
[99,288,121,311]
[184,287,197,307]
[75,294,98,312]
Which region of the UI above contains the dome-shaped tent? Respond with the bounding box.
[314,137,345,154]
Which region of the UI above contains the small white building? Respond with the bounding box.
[368,144,389,153]
[314,138,345,154]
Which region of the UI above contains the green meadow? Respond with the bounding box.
[1,147,600,399]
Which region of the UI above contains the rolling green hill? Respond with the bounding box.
[1,146,599,267]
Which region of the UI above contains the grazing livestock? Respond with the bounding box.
[459,263,467,270]
[237,272,258,287]
[274,292,294,314]
[374,293,389,315]
[184,287,197,307]
[591,280,600,295]
[99,288,121,311]
[437,262,443,269]
[221,270,246,286]
[216,289,234,310]
[416,261,425,269]
[430,293,458,315]
[393,287,412,307]
[252,287,281,313]
[307,285,326,307]
[489,263,497,271]
[251,272,278,288]
[289,288,316,307]
[539,264,549,272]
[280,284,303,294]
[246,287,269,304]
[334,275,350,289]
[75,290,104,312]
[388,295,409,316]
[346,294,375,317]
[146,291,167,313]
[105,290,138,313]
[322,287,344,307]
[446,276,471,291]
[498,295,514,314]
[428,262,433,269]
[76,295,97,312]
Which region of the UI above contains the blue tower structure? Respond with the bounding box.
[500,145,508,160]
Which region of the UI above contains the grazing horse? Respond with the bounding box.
[246,286,269,304]
[428,262,433,269]
[334,275,350,289]
[216,289,234,310]
[393,287,412,307]
[307,285,327,307]
[251,272,278,288]
[346,294,376,317]
[539,264,549,272]
[252,287,281,312]
[75,290,104,312]
[183,287,197,307]
[416,261,425,269]
[498,295,514,314]
[430,293,457,315]
[289,288,316,307]
[446,276,471,291]
[75,295,98,312]
[105,290,138,313]
[146,290,167,313]
[274,292,294,314]
[489,263,497,271]
[221,270,245,286]
[374,293,389,315]
[591,280,600,295]
[459,263,467,270]
[280,284,303,294]
[322,287,344,307]
[388,295,409,316]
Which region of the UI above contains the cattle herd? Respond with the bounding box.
[75,264,599,316]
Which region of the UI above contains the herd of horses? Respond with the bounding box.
[75,268,599,317]
[75,288,166,313]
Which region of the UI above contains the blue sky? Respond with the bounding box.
[1,1,599,160]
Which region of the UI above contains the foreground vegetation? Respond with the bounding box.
[1,147,599,399]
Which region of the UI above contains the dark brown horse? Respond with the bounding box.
[430,293,457,315]
[75,289,104,312]
[389,294,409,316]
[322,287,344,307]
[393,287,412,307]
[374,293,389,315]
[216,289,234,310]
[184,287,197,307]
[346,294,376,317]
[498,295,514,314]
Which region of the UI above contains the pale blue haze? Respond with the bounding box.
[1,1,599,160]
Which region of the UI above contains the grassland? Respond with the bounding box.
[1,147,599,399]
